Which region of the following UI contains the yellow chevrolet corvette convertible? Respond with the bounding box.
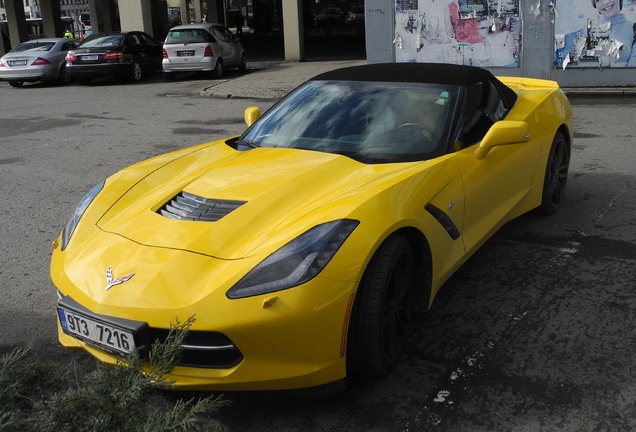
[51,63,572,394]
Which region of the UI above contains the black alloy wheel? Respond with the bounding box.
[539,131,570,214]
[59,64,71,84]
[347,234,417,377]
[129,60,142,82]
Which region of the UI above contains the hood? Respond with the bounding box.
[97,145,417,259]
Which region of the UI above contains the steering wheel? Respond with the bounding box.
[395,123,437,141]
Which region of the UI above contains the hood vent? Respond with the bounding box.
[158,191,246,222]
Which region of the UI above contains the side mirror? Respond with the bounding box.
[244,106,261,126]
[473,121,530,160]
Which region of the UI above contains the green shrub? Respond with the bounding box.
[0,316,228,432]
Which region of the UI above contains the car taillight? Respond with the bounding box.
[66,52,76,62]
[32,57,51,66]
[204,46,214,57]
[103,51,124,61]
[162,48,168,59]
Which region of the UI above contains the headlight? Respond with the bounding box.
[227,219,359,299]
[60,181,105,251]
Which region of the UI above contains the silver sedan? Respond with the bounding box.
[0,38,80,87]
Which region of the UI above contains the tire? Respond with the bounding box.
[347,234,417,377]
[58,64,71,84]
[238,53,247,72]
[212,58,223,78]
[129,60,142,82]
[164,73,176,81]
[538,131,570,215]
[8,81,23,88]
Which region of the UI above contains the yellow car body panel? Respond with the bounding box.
[51,65,573,392]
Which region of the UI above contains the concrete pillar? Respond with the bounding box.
[118,0,153,34]
[282,0,303,61]
[87,0,119,33]
[39,0,64,38]
[4,0,29,48]
[177,0,188,23]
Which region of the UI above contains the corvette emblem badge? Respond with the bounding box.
[106,267,135,291]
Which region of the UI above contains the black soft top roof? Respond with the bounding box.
[310,63,492,85]
[311,62,517,107]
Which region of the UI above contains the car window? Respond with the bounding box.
[461,79,506,147]
[240,80,459,164]
[140,33,158,46]
[11,42,55,52]
[129,33,143,46]
[80,34,125,48]
[61,41,78,50]
[165,29,214,43]
[212,26,229,42]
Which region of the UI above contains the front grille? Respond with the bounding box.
[158,191,245,222]
[147,328,244,369]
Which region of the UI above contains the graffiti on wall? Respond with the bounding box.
[554,0,636,69]
[394,0,521,67]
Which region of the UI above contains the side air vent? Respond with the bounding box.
[158,191,246,222]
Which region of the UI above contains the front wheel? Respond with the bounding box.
[347,234,417,377]
[9,81,23,88]
[58,64,71,84]
[538,131,570,215]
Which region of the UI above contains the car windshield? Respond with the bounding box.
[80,34,125,48]
[11,42,55,52]
[239,80,459,164]
[165,29,210,44]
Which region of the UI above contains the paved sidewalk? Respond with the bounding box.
[199,60,365,100]
[199,59,636,101]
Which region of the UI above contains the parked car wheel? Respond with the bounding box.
[129,60,142,82]
[59,64,71,84]
[164,73,176,81]
[239,53,247,72]
[8,81,23,88]
[539,131,570,215]
[213,58,224,78]
[347,234,417,377]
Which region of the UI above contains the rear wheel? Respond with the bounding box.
[129,60,142,82]
[539,131,570,215]
[347,234,417,377]
[213,58,224,78]
[238,53,247,72]
[58,64,71,84]
[8,81,23,88]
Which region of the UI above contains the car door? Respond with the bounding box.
[454,79,541,253]
[139,32,162,71]
[212,25,238,67]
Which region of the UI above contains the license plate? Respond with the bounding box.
[176,50,194,57]
[10,60,27,66]
[57,306,136,355]
[82,55,99,61]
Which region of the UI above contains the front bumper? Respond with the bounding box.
[52,231,356,391]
